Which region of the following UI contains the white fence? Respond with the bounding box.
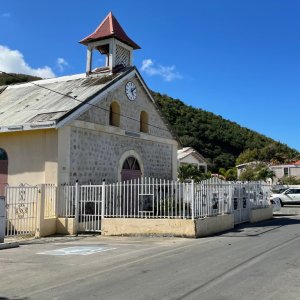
[58,184,103,232]
[44,184,57,218]
[2,179,272,237]
[5,185,38,237]
[59,178,271,222]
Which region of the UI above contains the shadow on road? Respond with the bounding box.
[0,297,30,300]
[217,216,300,238]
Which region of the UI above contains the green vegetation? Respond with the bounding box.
[278,176,300,185]
[238,163,275,182]
[178,164,211,182]
[0,73,41,86]
[153,92,299,171]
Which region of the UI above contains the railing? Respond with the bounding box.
[5,185,38,237]
[58,178,272,221]
[44,184,57,218]
[105,178,193,219]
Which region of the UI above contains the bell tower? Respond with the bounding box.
[80,12,140,75]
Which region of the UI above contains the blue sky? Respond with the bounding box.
[1,0,299,151]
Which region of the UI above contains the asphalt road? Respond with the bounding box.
[1,209,300,300]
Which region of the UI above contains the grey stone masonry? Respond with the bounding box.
[78,76,173,140]
[69,127,173,184]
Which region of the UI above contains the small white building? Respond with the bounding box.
[177,147,208,172]
[270,160,300,182]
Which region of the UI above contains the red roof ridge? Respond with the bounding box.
[79,12,140,50]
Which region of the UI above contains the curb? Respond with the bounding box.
[0,242,19,250]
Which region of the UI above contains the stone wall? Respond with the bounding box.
[78,77,173,140]
[67,75,178,184]
[69,126,173,184]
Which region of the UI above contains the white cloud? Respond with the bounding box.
[1,13,11,18]
[56,57,69,72]
[140,58,182,82]
[0,45,55,78]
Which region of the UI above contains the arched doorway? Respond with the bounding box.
[0,148,8,196]
[121,156,142,182]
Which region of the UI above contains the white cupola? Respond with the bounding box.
[79,12,140,75]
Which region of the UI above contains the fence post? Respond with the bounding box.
[74,182,79,222]
[191,180,195,220]
[35,184,45,238]
[101,180,106,219]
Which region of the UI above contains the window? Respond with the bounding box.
[283,167,289,177]
[122,157,140,170]
[109,102,120,127]
[140,111,148,133]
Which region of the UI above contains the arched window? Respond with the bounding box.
[0,148,8,196]
[121,156,142,182]
[109,101,120,127]
[140,111,148,133]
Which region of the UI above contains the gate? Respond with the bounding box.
[77,185,103,232]
[5,185,38,236]
[232,184,250,225]
[59,184,103,232]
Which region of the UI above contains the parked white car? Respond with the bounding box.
[271,187,300,206]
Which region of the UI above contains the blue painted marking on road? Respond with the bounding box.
[37,246,116,256]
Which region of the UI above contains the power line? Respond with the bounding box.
[0,71,172,133]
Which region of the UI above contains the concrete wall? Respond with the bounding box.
[56,218,77,235]
[37,218,57,238]
[102,218,196,237]
[102,214,234,238]
[249,207,273,223]
[195,214,234,237]
[0,129,58,185]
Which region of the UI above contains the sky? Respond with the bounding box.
[0,0,299,151]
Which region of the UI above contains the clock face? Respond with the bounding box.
[125,81,137,101]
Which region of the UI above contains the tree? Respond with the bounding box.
[153,91,299,172]
[278,176,300,185]
[178,164,210,182]
[239,163,275,182]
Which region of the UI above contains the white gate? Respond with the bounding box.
[59,184,103,232]
[5,185,38,236]
[232,184,250,225]
[77,185,103,232]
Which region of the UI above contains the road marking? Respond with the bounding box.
[25,237,219,297]
[37,246,116,256]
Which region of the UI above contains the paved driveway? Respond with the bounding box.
[1,214,300,300]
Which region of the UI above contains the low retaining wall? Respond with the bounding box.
[36,218,57,238]
[195,214,234,237]
[250,207,273,223]
[56,218,77,235]
[102,214,234,238]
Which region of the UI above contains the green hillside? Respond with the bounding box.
[0,73,298,171]
[0,73,40,86]
[153,92,299,171]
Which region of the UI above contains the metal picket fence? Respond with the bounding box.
[58,178,272,226]
[5,185,38,237]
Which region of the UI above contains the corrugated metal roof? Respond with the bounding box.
[0,69,130,131]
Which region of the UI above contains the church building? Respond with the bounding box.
[0,12,179,190]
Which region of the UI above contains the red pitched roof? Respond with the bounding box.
[79,12,140,49]
[294,160,300,165]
